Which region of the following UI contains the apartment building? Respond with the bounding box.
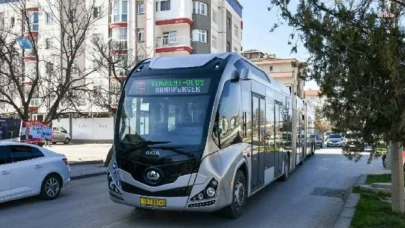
[242,49,305,98]
[304,89,325,108]
[0,0,243,120]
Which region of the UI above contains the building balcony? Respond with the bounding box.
[29,98,41,107]
[109,40,128,55]
[23,29,39,38]
[110,40,127,50]
[155,0,193,26]
[155,36,192,54]
[108,21,128,29]
[23,49,37,62]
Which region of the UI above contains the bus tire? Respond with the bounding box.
[222,170,246,219]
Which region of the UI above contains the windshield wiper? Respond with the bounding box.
[121,141,170,152]
[150,145,195,158]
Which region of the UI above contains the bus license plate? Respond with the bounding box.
[140,197,166,207]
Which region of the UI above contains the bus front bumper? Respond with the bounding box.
[109,188,227,212]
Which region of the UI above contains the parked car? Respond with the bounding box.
[326,134,343,147]
[52,126,71,144]
[0,142,70,203]
[342,134,364,151]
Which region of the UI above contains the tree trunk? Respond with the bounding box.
[390,141,404,213]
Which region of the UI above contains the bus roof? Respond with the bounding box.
[148,53,231,69]
[133,52,291,96]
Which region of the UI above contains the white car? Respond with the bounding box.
[0,142,71,203]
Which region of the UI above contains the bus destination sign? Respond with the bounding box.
[132,78,211,95]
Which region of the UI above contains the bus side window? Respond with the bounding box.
[212,81,241,149]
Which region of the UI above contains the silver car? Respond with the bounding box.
[51,126,71,144]
[326,134,343,147]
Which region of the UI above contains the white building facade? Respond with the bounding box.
[0,0,243,120]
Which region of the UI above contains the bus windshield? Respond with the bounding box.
[117,77,213,148]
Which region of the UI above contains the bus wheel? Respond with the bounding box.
[222,170,246,219]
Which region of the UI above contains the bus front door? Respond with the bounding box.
[251,93,265,192]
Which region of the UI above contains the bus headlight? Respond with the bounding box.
[190,178,218,201]
[206,187,216,197]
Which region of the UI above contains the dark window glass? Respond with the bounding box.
[212,81,242,149]
[234,59,270,82]
[161,0,171,11]
[10,145,43,162]
[32,147,44,158]
[0,146,10,165]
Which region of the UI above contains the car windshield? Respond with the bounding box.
[329,134,342,139]
[118,77,213,147]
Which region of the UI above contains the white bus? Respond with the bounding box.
[107,53,316,218]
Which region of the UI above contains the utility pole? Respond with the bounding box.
[379,0,404,213]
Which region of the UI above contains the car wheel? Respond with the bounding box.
[64,138,70,144]
[40,174,62,200]
[222,170,247,219]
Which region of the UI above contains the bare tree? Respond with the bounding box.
[0,0,103,123]
[89,35,152,116]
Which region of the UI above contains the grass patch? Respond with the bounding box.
[351,193,405,228]
[365,174,405,185]
[351,173,405,228]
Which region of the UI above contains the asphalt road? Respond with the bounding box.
[0,148,387,228]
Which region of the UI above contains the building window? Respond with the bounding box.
[137,1,144,14]
[234,24,238,37]
[46,62,54,74]
[269,66,273,71]
[137,28,144,42]
[212,9,217,24]
[226,17,231,29]
[156,0,171,11]
[45,38,52,49]
[158,31,177,47]
[193,2,208,16]
[93,7,102,19]
[45,13,52,24]
[69,9,76,22]
[211,35,217,49]
[111,28,127,49]
[113,0,128,22]
[11,17,15,27]
[27,12,39,31]
[192,29,207,43]
[226,41,230,52]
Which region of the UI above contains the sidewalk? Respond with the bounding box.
[69,163,107,180]
[45,143,111,163]
[333,174,369,228]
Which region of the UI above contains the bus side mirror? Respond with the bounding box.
[239,68,252,80]
[230,70,239,82]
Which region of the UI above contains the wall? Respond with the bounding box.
[52,117,114,140]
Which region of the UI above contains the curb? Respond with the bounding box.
[71,171,107,180]
[332,174,368,228]
[69,160,104,166]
